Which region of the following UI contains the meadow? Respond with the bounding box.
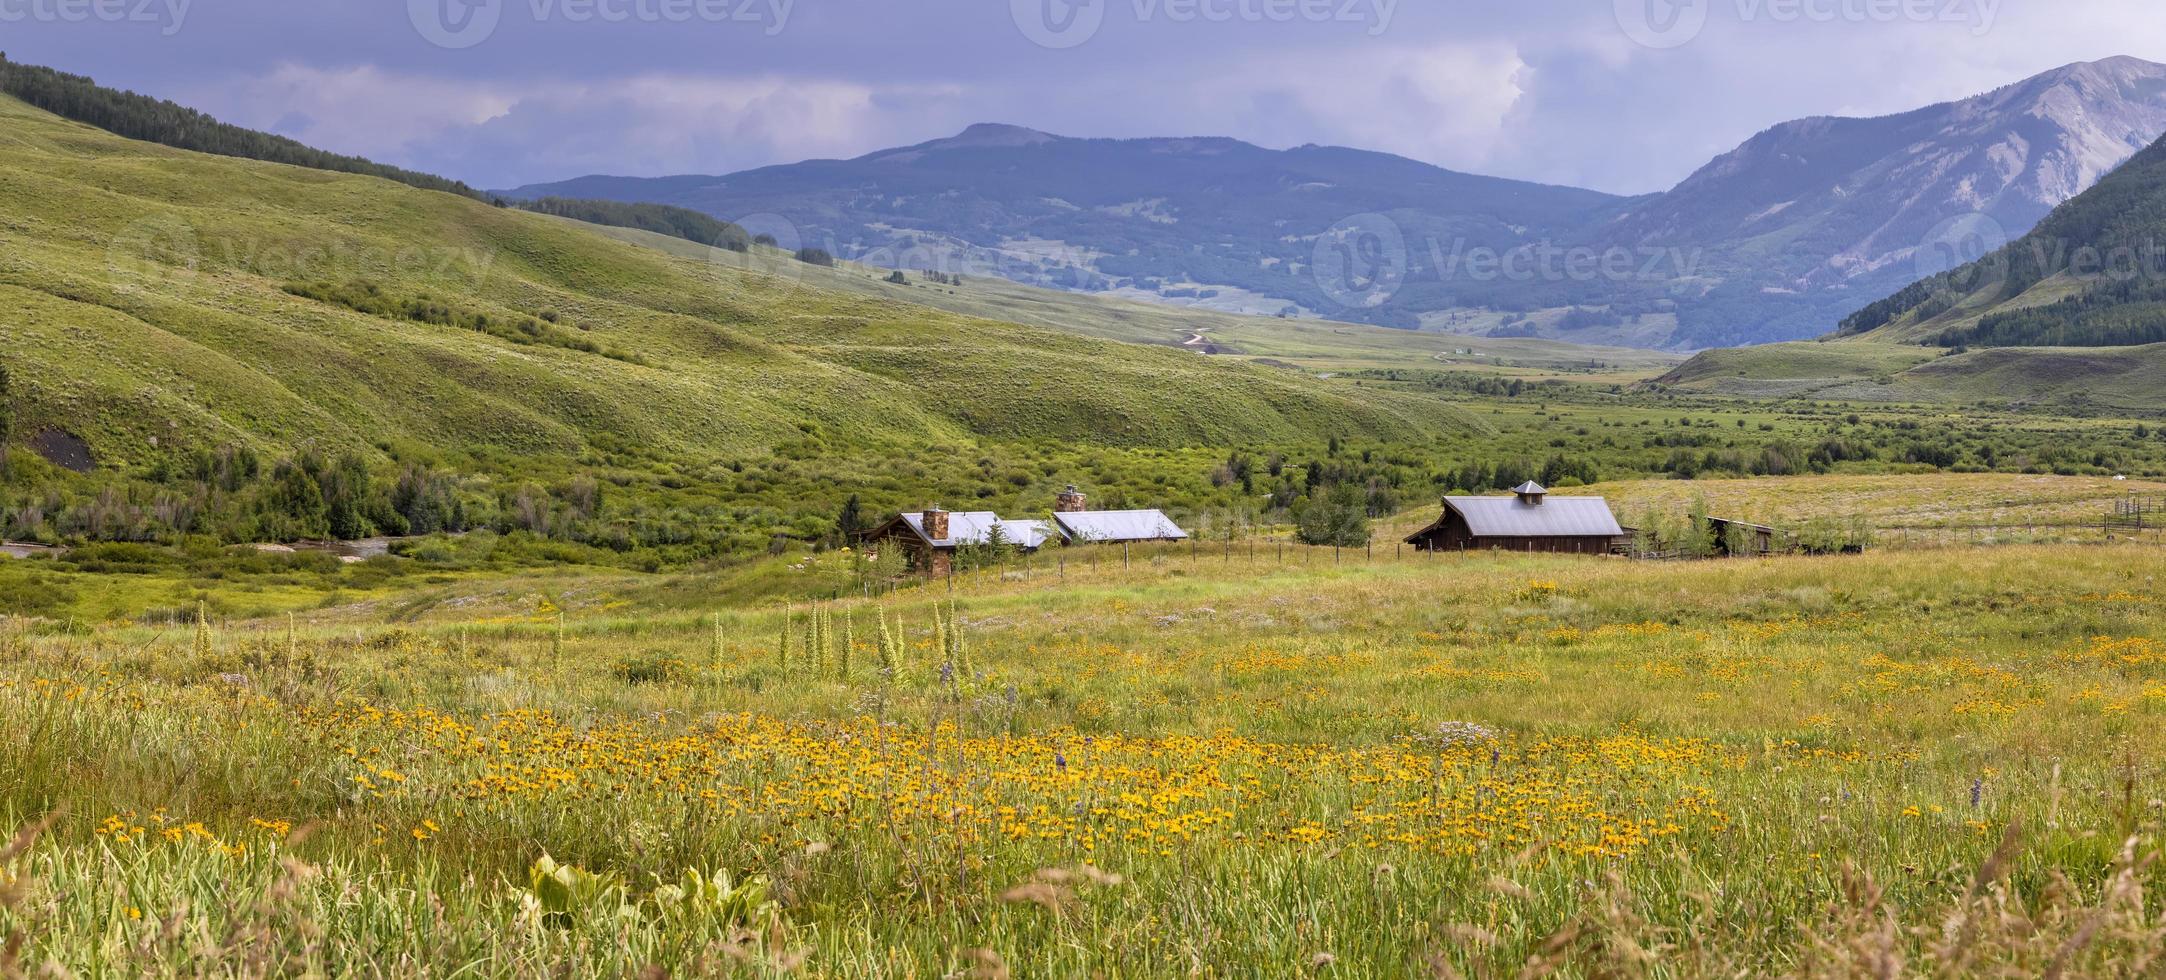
[8,72,2166,976]
[10,59,2166,979]
[3,533,2164,977]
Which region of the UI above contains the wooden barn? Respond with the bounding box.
[1404,482,1625,555]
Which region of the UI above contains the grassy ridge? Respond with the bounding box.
[0,54,482,200]
[0,93,1482,471]
[1655,339,2166,412]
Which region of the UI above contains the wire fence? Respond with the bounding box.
[840,516,2166,600]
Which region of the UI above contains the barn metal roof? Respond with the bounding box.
[900,513,1052,550]
[1442,495,1622,538]
[1053,510,1189,543]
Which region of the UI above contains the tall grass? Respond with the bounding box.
[2,543,2163,975]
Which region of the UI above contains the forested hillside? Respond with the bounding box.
[1838,131,2166,348]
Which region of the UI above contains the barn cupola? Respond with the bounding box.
[1512,481,1548,505]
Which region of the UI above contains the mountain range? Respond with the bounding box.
[1656,123,2166,411]
[505,57,2166,352]
[1838,124,2166,350]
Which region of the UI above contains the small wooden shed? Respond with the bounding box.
[1706,517,1781,557]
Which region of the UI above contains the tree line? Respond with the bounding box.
[0,54,761,258]
[513,198,752,252]
[0,55,482,200]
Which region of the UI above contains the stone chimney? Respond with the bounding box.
[922,506,950,541]
[1056,484,1088,513]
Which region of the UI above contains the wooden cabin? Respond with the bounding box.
[1046,485,1188,545]
[1404,482,1625,555]
[856,507,1050,577]
[1051,510,1188,545]
[855,487,1187,575]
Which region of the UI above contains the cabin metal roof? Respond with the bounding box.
[899,512,1052,550]
[1437,495,1623,538]
[1052,510,1189,543]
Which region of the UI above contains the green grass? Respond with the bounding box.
[1656,338,2166,413]
[0,93,1483,472]
[3,540,2165,975]
[1655,341,1939,388]
[1854,272,2093,345]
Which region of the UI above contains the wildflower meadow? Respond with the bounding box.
[2,542,2164,976]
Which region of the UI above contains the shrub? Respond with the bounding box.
[610,653,689,685]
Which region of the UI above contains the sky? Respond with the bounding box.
[4,0,2160,193]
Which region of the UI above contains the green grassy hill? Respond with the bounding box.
[1655,338,2166,412]
[0,93,1486,473]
